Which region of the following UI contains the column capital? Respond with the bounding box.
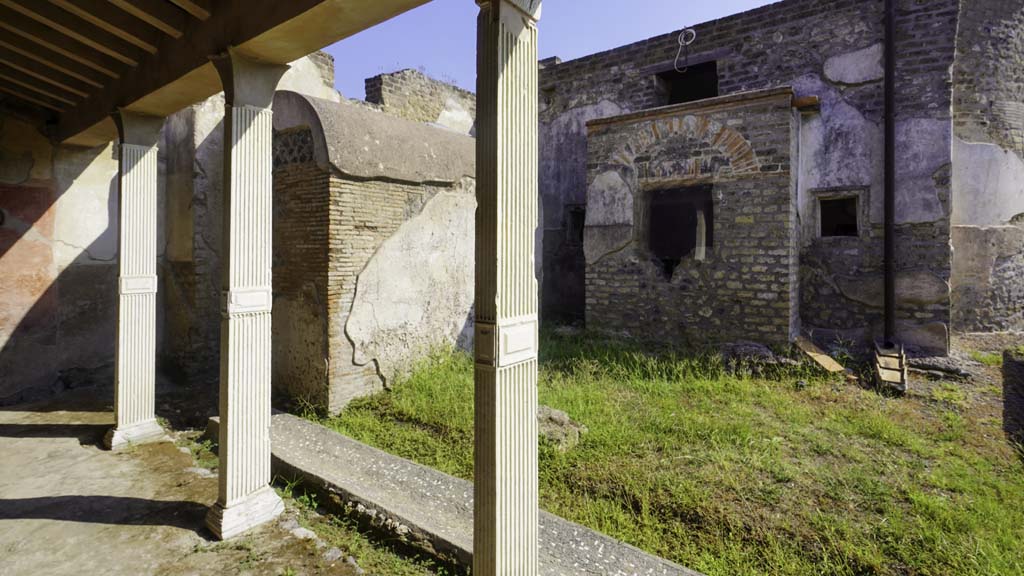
[476,0,541,22]
[211,47,290,109]
[111,109,164,148]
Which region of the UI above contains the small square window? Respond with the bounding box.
[656,61,719,106]
[820,197,858,237]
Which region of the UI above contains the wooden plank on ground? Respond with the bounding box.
[795,336,846,373]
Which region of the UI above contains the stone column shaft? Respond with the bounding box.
[106,111,165,451]
[473,1,542,574]
[206,49,289,540]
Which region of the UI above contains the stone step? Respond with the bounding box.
[207,414,703,576]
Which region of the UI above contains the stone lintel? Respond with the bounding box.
[587,86,795,133]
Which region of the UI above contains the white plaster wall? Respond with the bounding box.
[346,186,476,383]
[951,137,1024,226]
[52,144,119,267]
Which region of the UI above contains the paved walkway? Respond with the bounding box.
[0,389,352,576]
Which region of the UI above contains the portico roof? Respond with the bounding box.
[0,0,429,147]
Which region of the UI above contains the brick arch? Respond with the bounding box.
[608,114,760,183]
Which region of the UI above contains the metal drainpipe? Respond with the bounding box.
[884,0,897,347]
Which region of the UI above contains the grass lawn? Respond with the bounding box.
[309,333,1024,576]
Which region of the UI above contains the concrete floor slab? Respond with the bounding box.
[0,390,353,576]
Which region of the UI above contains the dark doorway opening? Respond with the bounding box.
[657,61,719,106]
[648,185,714,279]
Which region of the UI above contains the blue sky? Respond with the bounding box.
[324,0,776,100]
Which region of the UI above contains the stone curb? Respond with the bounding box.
[206,413,703,576]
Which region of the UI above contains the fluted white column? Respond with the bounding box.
[473,1,542,574]
[205,48,289,540]
[105,110,165,451]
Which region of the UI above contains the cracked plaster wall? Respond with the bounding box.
[0,115,132,403]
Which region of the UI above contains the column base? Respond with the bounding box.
[104,419,166,451]
[205,485,284,540]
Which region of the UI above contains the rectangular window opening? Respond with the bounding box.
[648,185,714,278]
[820,196,859,237]
[656,61,719,106]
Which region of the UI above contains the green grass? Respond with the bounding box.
[970,350,1004,367]
[275,477,455,576]
[310,333,1024,576]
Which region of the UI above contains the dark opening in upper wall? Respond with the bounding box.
[648,185,714,278]
[565,204,585,247]
[656,61,719,106]
[820,196,859,237]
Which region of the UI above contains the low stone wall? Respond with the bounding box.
[583,89,799,346]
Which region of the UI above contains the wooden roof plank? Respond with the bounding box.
[0,67,78,106]
[0,84,66,111]
[0,38,106,88]
[0,6,125,78]
[2,0,145,65]
[168,0,209,20]
[0,46,93,97]
[109,0,187,38]
[49,0,163,53]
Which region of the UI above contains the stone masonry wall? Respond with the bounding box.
[584,90,799,346]
[541,0,959,352]
[366,69,476,135]
[950,0,1024,333]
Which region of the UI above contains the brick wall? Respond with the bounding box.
[584,90,799,346]
[273,134,331,407]
[541,0,960,352]
[365,69,476,133]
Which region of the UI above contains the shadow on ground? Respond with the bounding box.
[0,495,208,534]
[0,423,107,447]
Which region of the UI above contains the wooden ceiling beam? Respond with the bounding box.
[0,46,93,97]
[0,66,79,106]
[0,6,125,79]
[109,0,188,38]
[1,0,145,65]
[0,38,106,89]
[48,0,163,53]
[168,0,210,20]
[0,84,66,111]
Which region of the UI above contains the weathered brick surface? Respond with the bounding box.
[541,0,969,352]
[366,69,476,130]
[273,131,460,411]
[584,91,799,345]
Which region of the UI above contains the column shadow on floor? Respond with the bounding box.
[0,423,108,448]
[0,495,207,533]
